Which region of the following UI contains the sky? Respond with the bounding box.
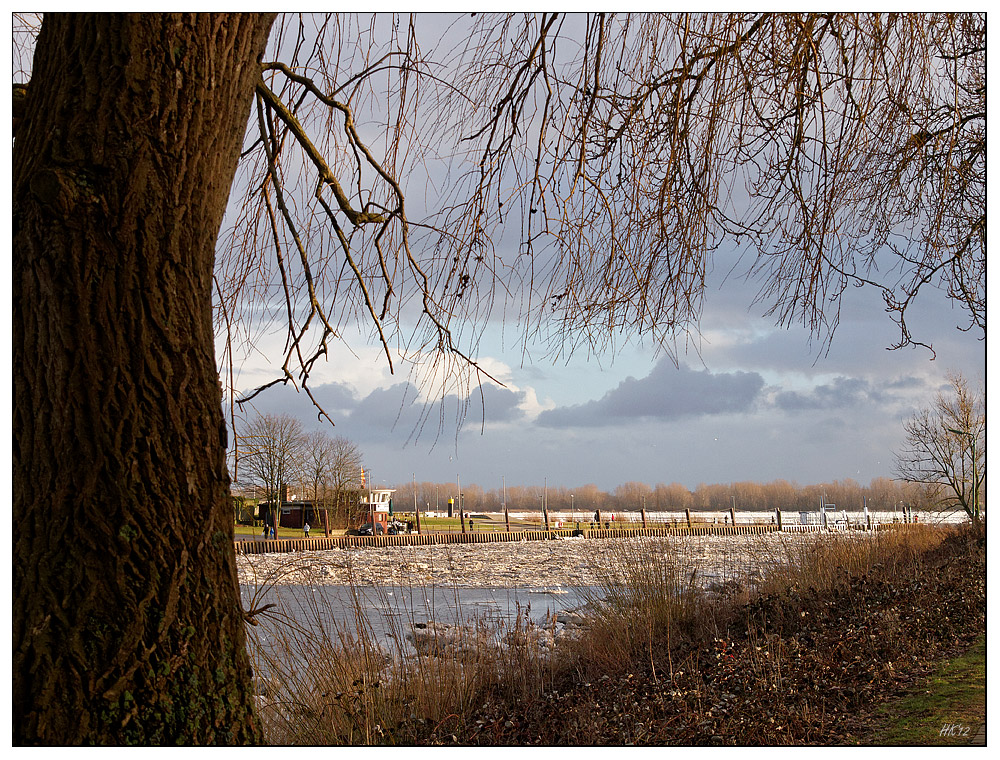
[219,12,987,493]
[227,250,985,492]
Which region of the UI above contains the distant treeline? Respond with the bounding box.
[389,477,929,515]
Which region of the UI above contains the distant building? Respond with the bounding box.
[258,487,399,530]
[258,499,315,530]
[357,488,397,529]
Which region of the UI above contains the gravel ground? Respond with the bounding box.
[237,531,844,592]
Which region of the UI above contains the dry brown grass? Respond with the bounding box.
[571,537,722,678]
[569,528,953,677]
[752,525,951,596]
[244,523,970,745]
[244,573,558,745]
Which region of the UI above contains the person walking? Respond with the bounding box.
[303,521,310,539]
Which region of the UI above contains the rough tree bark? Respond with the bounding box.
[13,13,275,744]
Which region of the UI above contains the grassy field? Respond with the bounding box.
[411,514,581,531]
[235,512,743,539]
[234,524,345,539]
[234,514,584,537]
[873,635,986,745]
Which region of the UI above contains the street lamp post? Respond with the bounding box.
[543,478,549,531]
[946,427,981,522]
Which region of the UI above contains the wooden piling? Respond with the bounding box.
[236,516,891,555]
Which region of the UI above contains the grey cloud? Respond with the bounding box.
[349,381,526,444]
[536,361,766,429]
[235,378,525,446]
[470,384,526,424]
[235,379,358,425]
[883,375,927,390]
[351,382,422,434]
[307,380,361,413]
[773,376,883,412]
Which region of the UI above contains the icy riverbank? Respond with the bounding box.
[237,531,842,594]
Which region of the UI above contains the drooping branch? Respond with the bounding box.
[255,77,386,226]
[216,12,983,439]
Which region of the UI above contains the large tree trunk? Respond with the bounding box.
[13,13,275,744]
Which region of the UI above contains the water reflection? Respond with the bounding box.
[241,583,594,649]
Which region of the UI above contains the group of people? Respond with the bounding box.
[261,518,424,540]
[260,521,310,540]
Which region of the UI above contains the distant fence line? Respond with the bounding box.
[234,521,913,555]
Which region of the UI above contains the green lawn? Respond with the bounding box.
[874,636,986,745]
[233,514,577,537]
[234,515,685,538]
[415,515,551,531]
[233,524,346,539]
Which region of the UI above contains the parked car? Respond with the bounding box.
[357,522,386,536]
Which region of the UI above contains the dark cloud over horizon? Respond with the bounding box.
[772,376,886,412]
[535,361,766,428]
[235,378,525,445]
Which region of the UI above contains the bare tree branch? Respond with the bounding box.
[203,12,985,439]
